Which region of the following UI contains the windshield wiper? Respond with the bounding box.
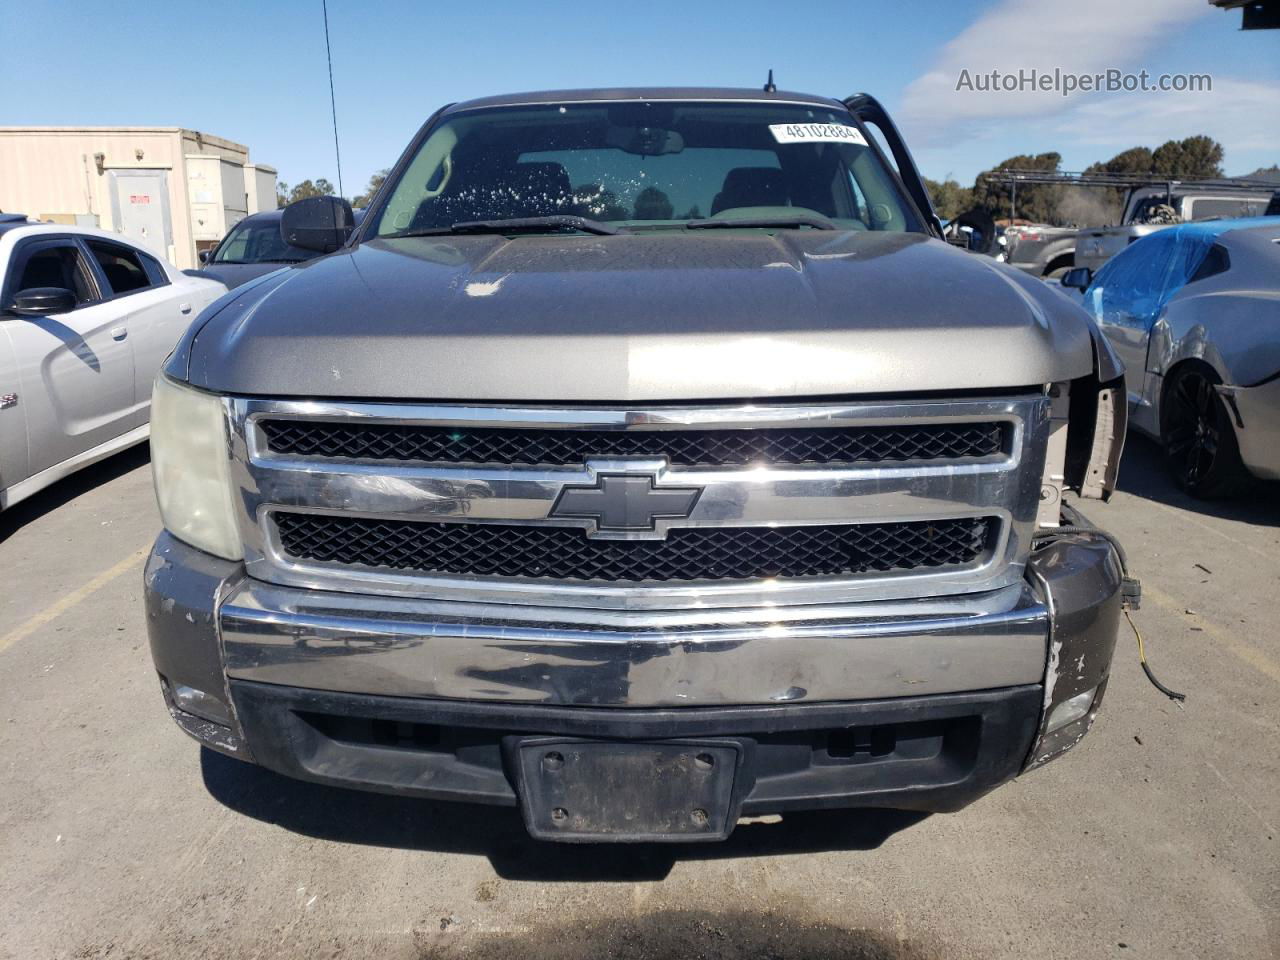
[685,215,836,231]
[396,215,625,238]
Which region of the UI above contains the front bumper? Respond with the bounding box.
[145,525,1123,820]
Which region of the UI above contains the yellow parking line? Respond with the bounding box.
[1143,583,1280,686]
[0,545,150,656]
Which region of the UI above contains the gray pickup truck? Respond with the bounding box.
[1075,183,1272,272]
[1004,223,1077,278]
[145,87,1130,843]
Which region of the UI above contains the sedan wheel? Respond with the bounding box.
[1160,367,1249,499]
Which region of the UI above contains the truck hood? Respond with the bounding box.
[179,230,1097,401]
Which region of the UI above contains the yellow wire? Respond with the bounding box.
[1125,608,1148,664]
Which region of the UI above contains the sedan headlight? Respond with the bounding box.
[150,376,243,561]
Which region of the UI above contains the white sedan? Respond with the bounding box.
[0,217,225,510]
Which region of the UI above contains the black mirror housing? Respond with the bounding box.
[1062,267,1093,291]
[280,195,356,253]
[10,287,78,317]
[198,249,212,264]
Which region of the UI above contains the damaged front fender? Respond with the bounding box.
[1065,324,1128,500]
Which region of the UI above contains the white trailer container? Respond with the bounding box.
[0,127,277,269]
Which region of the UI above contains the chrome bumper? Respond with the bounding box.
[218,577,1049,706]
[146,523,1122,771]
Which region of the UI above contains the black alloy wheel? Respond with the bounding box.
[1160,366,1250,499]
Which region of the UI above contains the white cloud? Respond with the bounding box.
[1061,77,1280,155]
[900,0,1211,141]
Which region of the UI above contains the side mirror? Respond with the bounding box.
[198,249,212,264]
[1062,267,1093,291]
[280,195,355,253]
[9,287,78,317]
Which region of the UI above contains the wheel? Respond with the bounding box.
[1045,265,1070,280]
[1160,366,1250,498]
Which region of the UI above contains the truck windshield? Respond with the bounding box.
[371,101,922,237]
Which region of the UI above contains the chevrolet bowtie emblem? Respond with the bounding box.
[550,474,702,535]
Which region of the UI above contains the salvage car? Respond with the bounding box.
[197,208,367,290]
[1070,217,1280,497]
[145,87,1130,843]
[0,217,224,510]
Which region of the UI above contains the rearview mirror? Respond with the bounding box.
[1062,267,1093,291]
[9,287,77,317]
[280,195,355,253]
[605,125,685,156]
[198,249,212,264]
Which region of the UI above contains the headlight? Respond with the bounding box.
[150,376,242,560]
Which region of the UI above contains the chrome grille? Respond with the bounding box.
[228,396,1049,612]
[259,419,1004,467]
[275,513,993,583]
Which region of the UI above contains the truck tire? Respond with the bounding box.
[1160,366,1251,498]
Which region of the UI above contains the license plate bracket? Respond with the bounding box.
[513,738,742,842]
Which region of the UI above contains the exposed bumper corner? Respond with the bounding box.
[1022,520,1124,771]
[145,532,254,762]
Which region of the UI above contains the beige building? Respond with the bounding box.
[0,127,277,269]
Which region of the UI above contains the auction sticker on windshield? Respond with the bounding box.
[769,123,868,146]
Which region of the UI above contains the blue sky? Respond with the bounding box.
[3,0,1277,196]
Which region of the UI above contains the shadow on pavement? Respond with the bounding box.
[1116,434,1279,527]
[200,748,927,882]
[0,443,152,543]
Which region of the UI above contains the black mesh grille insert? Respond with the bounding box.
[274,513,992,583]
[260,420,1003,467]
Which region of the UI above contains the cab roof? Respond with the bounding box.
[443,87,847,115]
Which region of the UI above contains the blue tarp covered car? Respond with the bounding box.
[1084,217,1280,496]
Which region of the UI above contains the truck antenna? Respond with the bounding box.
[321,0,345,197]
[763,69,776,93]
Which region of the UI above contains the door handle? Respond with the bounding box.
[179,303,192,315]
[110,326,128,341]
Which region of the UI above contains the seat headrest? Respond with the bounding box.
[711,167,788,216]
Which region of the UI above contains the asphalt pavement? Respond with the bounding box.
[1,436,1277,959]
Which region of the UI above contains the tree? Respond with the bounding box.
[633,187,673,220]
[284,179,335,205]
[1151,135,1224,179]
[972,152,1063,224]
[1081,136,1226,222]
[923,177,973,220]
[276,182,290,209]
[351,168,390,208]
[1085,146,1154,178]
[1082,147,1156,222]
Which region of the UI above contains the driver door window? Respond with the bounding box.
[7,244,97,308]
